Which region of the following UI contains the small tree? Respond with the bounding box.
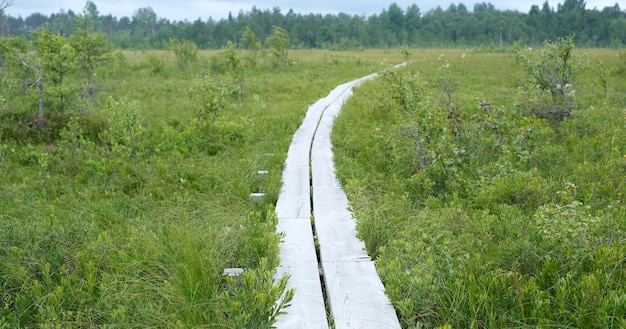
[2,37,45,125]
[170,39,199,70]
[265,26,290,67]
[0,36,28,93]
[17,55,44,126]
[104,97,142,160]
[32,24,78,112]
[221,41,244,99]
[186,77,231,126]
[71,11,112,97]
[241,26,262,68]
[400,45,411,62]
[516,35,581,121]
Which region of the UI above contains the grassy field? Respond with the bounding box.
[1,45,624,328]
[334,48,625,328]
[0,49,404,327]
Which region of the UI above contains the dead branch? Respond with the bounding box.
[1,0,13,11]
[15,51,45,126]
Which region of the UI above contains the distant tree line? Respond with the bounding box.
[0,0,625,49]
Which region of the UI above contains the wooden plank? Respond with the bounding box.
[310,74,401,329]
[310,80,371,263]
[284,141,310,166]
[276,69,404,329]
[321,261,401,329]
[275,196,310,220]
[275,163,311,219]
[313,185,369,262]
[310,160,339,188]
[276,217,318,264]
[274,259,329,329]
[275,86,328,329]
[275,217,328,329]
[278,164,310,197]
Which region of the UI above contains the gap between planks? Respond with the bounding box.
[275,66,406,329]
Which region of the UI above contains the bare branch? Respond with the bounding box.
[14,50,36,72]
[0,0,13,11]
[14,50,45,125]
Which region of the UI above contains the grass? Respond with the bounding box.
[0,49,405,327]
[333,48,625,328]
[3,45,623,327]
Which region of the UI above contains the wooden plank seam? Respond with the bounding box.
[275,66,406,329]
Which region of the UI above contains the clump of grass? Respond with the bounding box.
[334,49,626,328]
[0,49,406,327]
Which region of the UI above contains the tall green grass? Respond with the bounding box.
[334,49,625,328]
[0,49,405,327]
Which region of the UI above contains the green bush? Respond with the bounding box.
[334,50,626,328]
[2,47,406,327]
[516,35,583,121]
[144,52,165,74]
[169,39,199,70]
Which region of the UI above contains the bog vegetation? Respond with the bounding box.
[0,3,407,327]
[334,40,625,328]
[1,1,625,328]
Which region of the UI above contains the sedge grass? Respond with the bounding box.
[0,49,406,327]
[334,49,625,328]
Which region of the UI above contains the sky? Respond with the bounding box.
[4,0,622,21]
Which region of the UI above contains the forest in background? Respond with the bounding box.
[0,0,625,49]
[1,0,625,324]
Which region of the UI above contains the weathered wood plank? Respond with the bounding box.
[275,196,310,220]
[311,75,401,329]
[275,163,311,219]
[274,259,328,329]
[313,186,369,262]
[275,217,328,329]
[276,68,404,329]
[285,135,313,166]
[276,217,318,264]
[321,261,401,329]
[275,88,328,329]
[278,164,310,198]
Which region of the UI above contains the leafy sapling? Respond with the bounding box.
[265,26,290,67]
[516,35,582,121]
[104,97,142,159]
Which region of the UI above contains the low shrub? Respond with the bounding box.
[334,49,626,328]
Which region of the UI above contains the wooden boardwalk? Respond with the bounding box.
[274,72,401,329]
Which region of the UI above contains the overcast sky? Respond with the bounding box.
[4,1,622,21]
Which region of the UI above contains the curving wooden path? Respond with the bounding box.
[274,69,403,329]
